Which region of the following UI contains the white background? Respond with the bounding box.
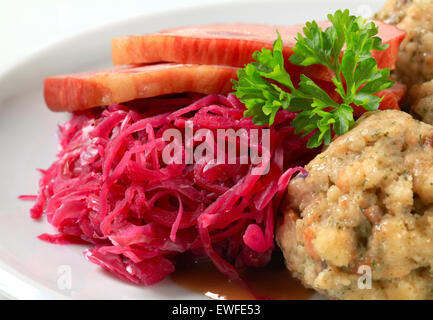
[0,0,239,70]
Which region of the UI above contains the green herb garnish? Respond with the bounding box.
[232,9,395,148]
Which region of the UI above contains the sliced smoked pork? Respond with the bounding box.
[44,63,237,112]
[111,22,405,79]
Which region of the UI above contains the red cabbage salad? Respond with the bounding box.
[28,94,315,286]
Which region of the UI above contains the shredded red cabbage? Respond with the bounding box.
[28,94,318,286]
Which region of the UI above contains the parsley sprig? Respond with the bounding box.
[232,9,395,148]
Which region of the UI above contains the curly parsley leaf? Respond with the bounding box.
[232,9,396,148]
[233,32,294,125]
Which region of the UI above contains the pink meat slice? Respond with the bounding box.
[44,63,238,112]
[111,22,405,78]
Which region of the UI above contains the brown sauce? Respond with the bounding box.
[171,252,313,300]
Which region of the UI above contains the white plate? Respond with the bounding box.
[0,0,385,299]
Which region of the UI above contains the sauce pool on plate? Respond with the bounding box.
[171,252,313,300]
